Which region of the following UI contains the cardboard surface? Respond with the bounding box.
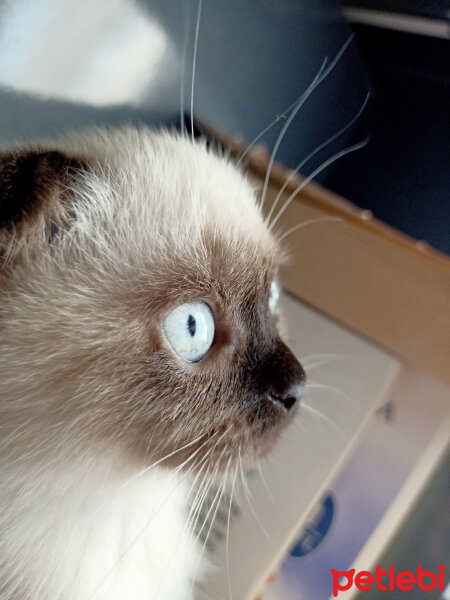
[262,367,450,600]
[204,294,399,600]
[203,123,450,600]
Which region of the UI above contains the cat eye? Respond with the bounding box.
[163,301,215,363]
[269,280,280,313]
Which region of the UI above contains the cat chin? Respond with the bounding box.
[165,415,297,476]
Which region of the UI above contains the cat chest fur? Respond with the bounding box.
[1,460,201,600]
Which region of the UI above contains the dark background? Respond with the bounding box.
[0,0,448,253]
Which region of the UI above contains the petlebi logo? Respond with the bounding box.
[330,564,446,597]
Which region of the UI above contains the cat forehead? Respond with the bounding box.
[148,229,278,306]
[66,127,281,272]
[70,127,263,221]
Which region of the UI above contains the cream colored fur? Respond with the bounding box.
[0,128,278,600]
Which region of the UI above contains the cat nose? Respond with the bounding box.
[268,382,304,411]
[257,340,306,412]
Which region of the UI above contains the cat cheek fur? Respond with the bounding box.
[0,127,305,599]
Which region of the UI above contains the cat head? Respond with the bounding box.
[0,127,305,474]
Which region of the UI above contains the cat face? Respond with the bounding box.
[0,128,305,474]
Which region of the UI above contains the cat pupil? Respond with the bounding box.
[187,314,196,337]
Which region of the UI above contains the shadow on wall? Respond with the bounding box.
[0,0,367,171]
[0,87,176,148]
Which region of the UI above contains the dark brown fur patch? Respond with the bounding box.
[0,149,88,265]
[0,150,84,227]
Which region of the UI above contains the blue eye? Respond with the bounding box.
[163,301,215,363]
[269,280,280,313]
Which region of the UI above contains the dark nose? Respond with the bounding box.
[269,382,304,411]
[257,340,306,412]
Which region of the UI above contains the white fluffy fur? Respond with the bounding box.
[0,129,275,599]
[2,455,201,600]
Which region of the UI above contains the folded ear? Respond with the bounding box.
[0,149,86,265]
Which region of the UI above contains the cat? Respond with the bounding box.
[0,126,305,599]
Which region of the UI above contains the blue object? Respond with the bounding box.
[290,494,335,557]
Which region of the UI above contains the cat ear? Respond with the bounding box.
[0,149,86,264]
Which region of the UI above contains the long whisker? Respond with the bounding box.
[294,415,308,437]
[186,426,232,544]
[192,462,225,545]
[237,85,324,168]
[181,455,210,533]
[238,449,270,540]
[179,0,191,133]
[257,463,274,504]
[305,381,360,412]
[226,466,238,600]
[301,402,345,440]
[260,34,354,212]
[185,463,215,542]
[93,431,209,516]
[190,454,231,597]
[186,426,231,549]
[301,352,347,368]
[173,427,227,546]
[154,453,212,599]
[190,0,203,143]
[267,90,370,224]
[259,57,328,210]
[269,136,369,230]
[279,216,343,242]
[188,467,218,559]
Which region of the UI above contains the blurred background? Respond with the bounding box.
[0,0,448,253]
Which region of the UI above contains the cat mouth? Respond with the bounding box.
[241,398,301,460]
[153,342,305,473]
[195,397,302,471]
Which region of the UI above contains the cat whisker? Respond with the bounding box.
[86,439,213,599]
[269,136,370,231]
[190,0,203,143]
[279,216,344,242]
[186,427,233,545]
[260,34,354,213]
[257,462,275,504]
[259,57,328,211]
[179,0,191,134]
[154,453,212,599]
[186,426,232,543]
[300,401,346,440]
[305,381,360,412]
[293,415,309,438]
[93,431,211,516]
[186,464,216,540]
[187,468,218,566]
[237,67,328,168]
[301,352,347,370]
[267,90,370,224]
[190,452,231,597]
[192,458,226,545]
[226,464,238,600]
[238,448,270,540]
[175,435,220,536]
